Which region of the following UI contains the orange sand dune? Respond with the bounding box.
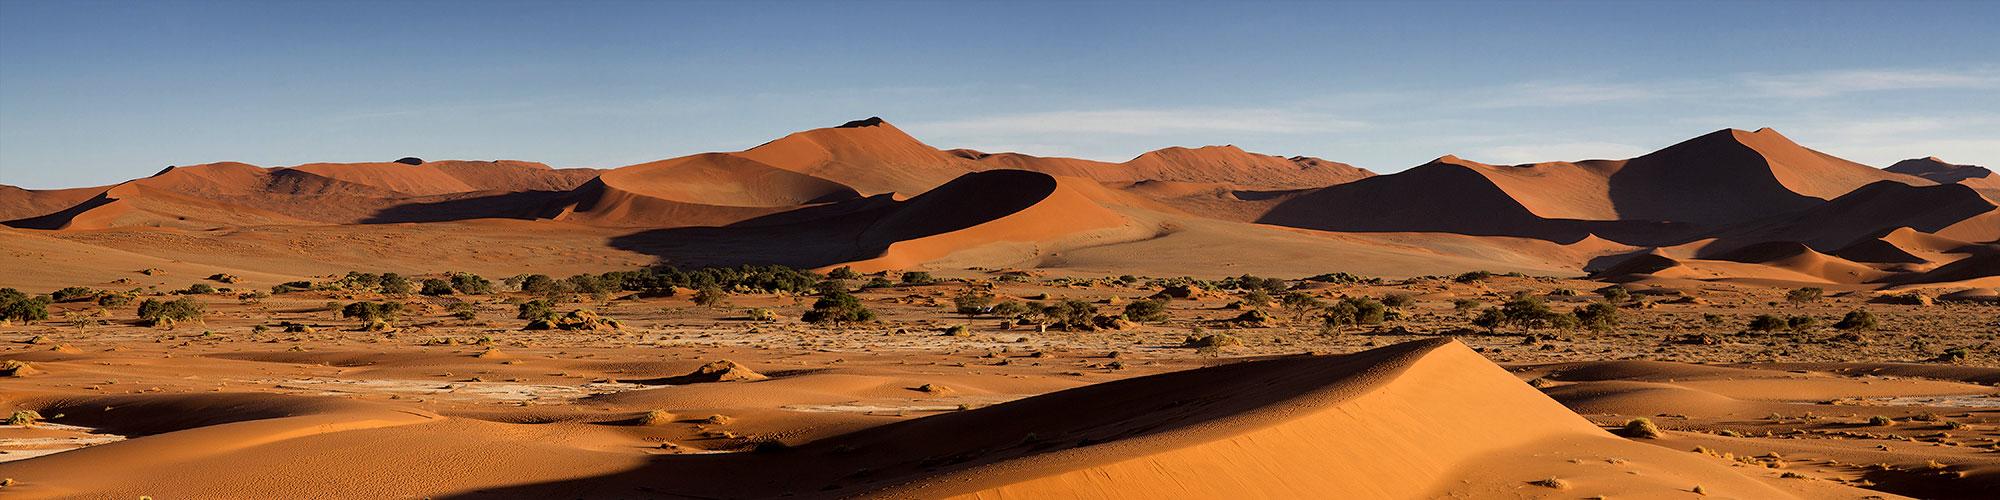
[843,170,1142,272]
[1707,241,1889,284]
[736,117,974,196]
[952,145,1373,190]
[552,152,863,228]
[0,185,105,221]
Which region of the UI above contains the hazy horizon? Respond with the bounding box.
[3,0,1996,189]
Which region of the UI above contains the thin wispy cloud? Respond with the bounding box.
[1741,69,2000,99]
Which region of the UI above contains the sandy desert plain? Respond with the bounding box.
[1,118,1997,499]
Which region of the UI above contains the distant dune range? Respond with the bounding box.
[2,118,1994,291]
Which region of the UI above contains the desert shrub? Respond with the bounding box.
[337,272,380,290]
[1242,289,1273,307]
[1934,347,1969,363]
[378,273,414,295]
[1472,307,1505,332]
[1454,270,1494,283]
[449,273,494,295]
[1380,293,1414,308]
[803,289,874,324]
[1182,332,1241,349]
[826,266,859,280]
[692,285,728,307]
[1549,313,1581,331]
[0,289,52,323]
[96,293,134,308]
[419,279,456,296]
[1572,301,1620,332]
[1869,415,1895,426]
[1748,314,1786,332]
[1220,274,1288,293]
[745,308,777,321]
[564,274,618,297]
[989,300,1029,318]
[1040,299,1099,331]
[6,409,42,426]
[1323,296,1387,328]
[517,299,557,321]
[447,302,478,321]
[1622,417,1663,439]
[1452,298,1481,313]
[50,286,97,303]
[136,297,203,327]
[900,271,937,285]
[1786,315,1819,332]
[524,309,621,331]
[341,301,402,322]
[1280,292,1325,321]
[271,280,315,294]
[1548,288,1577,296]
[1596,286,1631,303]
[1499,293,1556,331]
[862,277,894,289]
[1785,287,1824,305]
[953,291,993,316]
[180,283,216,295]
[1834,309,1877,331]
[1123,299,1169,323]
[1304,272,1370,285]
[514,274,560,295]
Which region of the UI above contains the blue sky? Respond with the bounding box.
[2,0,1996,189]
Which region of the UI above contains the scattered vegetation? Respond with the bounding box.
[1785,287,1824,305]
[341,301,403,322]
[1622,417,1663,439]
[1833,309,1877,331]
[953,291,993,316]
[0,289,52,324]
[136,297,203,327]
[1122,299,1169,323]
[803,289,874,324]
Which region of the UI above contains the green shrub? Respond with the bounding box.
[341,301,403,322]
[692,285,728,307]
[1322,296,1388,328]
[1380,293,1414,308]
[1622,417,1663,439]
[1785,287,1824,304]
[517,299,557,321]
[96,293,134,308]
[379,273,414,295]
[826,266,860,280]
[863,277,895,289]
[900,271,937,285]
[1123,299,1169,323]
[1454,270,1494,283]
[517,274,561,295]
[136,297,203,327]
[1748,314,1786,332]
[953,291,993,316]
[447,302,479,321]
[180,283,216,295]
[1834,309,1877,331]
[1595,286,1631,303]
[51,286,97,303]
[1786,315,1819,332]
[449,273,493,295]
[803,290,874,324]
[0,289,52,323]
[989,300,1029,318]
[420,279,456,296]
[1572,302,1620,332]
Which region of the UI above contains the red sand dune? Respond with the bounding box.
[1888,156,2000,197]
